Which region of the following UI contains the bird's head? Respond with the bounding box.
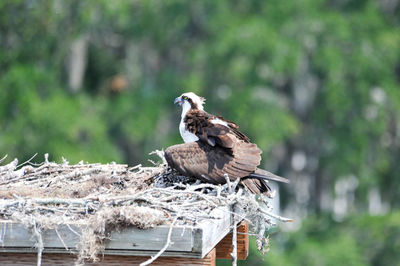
[174,92,205,111]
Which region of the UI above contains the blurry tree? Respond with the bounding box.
[218,211,400,266]
[1,0,400,253]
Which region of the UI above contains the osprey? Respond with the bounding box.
[164,92,289,194]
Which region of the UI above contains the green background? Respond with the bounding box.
[1,1,400,265]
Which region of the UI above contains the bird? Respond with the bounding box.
[164,92,289,194]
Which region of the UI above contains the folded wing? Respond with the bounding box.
[165,141,290,194]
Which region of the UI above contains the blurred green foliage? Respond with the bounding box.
[1,0,400,265]
[219,211,400,266]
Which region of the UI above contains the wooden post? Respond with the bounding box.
[0,249,216,266]
[215,222,249,260]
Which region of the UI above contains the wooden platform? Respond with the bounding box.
[0,250,217,266]
[0,207,249,265]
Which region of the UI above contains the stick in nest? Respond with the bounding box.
[16,153,38,168]
[0,154,292,265]
[0,155,8,164]
[139,215,179,266]
[31,220,44,266]
[231,205,238,266]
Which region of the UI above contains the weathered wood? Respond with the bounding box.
[0,207,234,259]
[0,222,193,253]
[191,206,232,258]
[0,248,216,266]
[215,222,249,260]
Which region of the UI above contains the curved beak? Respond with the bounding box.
[174,97,183,106]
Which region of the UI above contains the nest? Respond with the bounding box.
[0,152,290,265]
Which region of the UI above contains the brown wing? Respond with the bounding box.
[216,115,250,142]
[164,141,261,184]
[184,110,249,148]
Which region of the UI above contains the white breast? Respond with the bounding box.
[179,119,199,143]
[179,101,199,143]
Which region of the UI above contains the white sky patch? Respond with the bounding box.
[370,87,386,105]
[291,151,307,171]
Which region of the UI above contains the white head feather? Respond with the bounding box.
[175,92,206,143]
[180,92,205,111]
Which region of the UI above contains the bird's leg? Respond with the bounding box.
[231,178,241,193]
[216,185,222,198]
[224,174,232,194]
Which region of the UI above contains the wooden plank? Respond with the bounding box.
[0,248,201,259]
[215,222,249,260]
[0,248,217,266]
[0,222,193,253]
[192,206,232,258]
[0,223,80,248]
[0,206,235,259]
[106,225,193,252]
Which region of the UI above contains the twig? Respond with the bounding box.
[237,231,258,236]
[231,218,238,266]
[187,183,222,191]
[32,220,43,266]
[7,198,93,207]
[230,178,241,193]
[66,224,82,237]
[0,154,8,164]
[149,150,167,165]
[16,153,38,168]
[129,164,142,171]
[0,158,18,173]
[62,157,69,165]
[259,208,293,222]
[48,168,101,185]
[256,217,266,252]
[140,216,179,266]
[55,228,69,251]
[0,222,6,247]
[224,174,232,194]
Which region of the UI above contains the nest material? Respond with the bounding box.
[0,153,290,265]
